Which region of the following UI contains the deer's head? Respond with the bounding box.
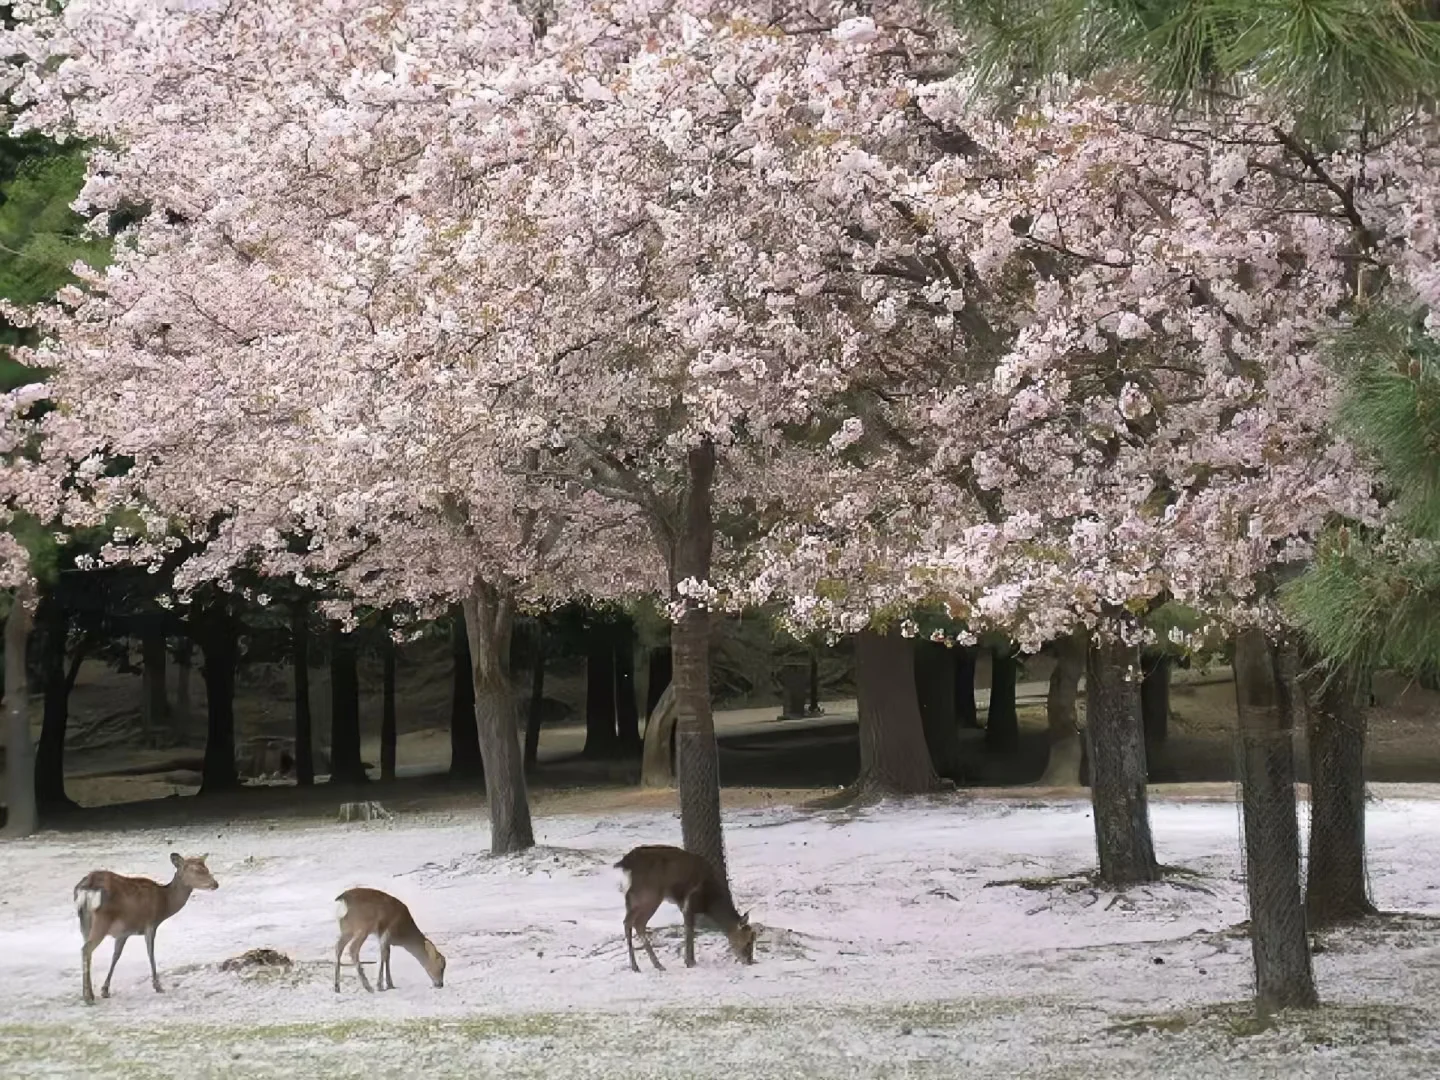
[422,939,447,988]
[170,853,219,891]
[727,911,756,965]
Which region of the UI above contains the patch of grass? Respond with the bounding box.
[1107,1000,1432,1048]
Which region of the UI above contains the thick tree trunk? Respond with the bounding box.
[985,646,1020,753]
[381,631,397,782]
[645,645,673,720]
[915,641,963,779]
[855,628,944,796]
[462,581,534,855]
[34,597,76,813]
[1301,660,1375,927]
[667,441,728,884]
[615,618,640,750]
[174,637,193,741]
[2,586,36,837]
[641,682,678,787]
[1141,652,1171,744]
[1040,631,1086,787]
[328,623,366,784]
[955,646,980,728]
[1233,629,1318,1012]
[449,612,483,780]
[292,604,314,787]
[524,622,546,771]
[583,620,619,758]
[141,624,168,740]
[198,607,239,795]
[1085,639,1158,886]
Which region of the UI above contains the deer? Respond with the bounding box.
[73,852,219,1005]
[333,887,446,993]
[615,844,756,972]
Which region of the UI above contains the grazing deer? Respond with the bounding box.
[615,844,756,972]
[73,853,219,1005]
[333,887,446,993]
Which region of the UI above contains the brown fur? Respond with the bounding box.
[333,887,446,993]
[615,844,756,972]
[73,853,218,1005]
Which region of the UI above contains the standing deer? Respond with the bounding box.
[333,887,446,993]
[615,844,756,972]
[73,852,219,1004]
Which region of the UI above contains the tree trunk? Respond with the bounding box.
[583,620,618,758]
[462,580,534,855]
[645,645,672,720]
[381,630,397,782]
[956,646,980,728]
[328,623,366,784]
[2,585,36,837]
[34,597,76,813]
[1233,628,1318,1012]
[855,628,944,795]
[985,646,1020,753]
[615,618,640,750]
[1301,659,1375,927]
[524,622,546,771]
[1039,630,1086,787]
[808,644,821,714]
[915,641,963,779]
[174,637,193,742]
[449,611,483,781]
[198,607,239,795]
[292,603,314,787]
[641,682,678,787]
[1141,652,1171,744]
[141,624,168,740]
[667,440,727,884]
[1085,638,1158,886]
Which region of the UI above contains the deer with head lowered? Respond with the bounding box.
[615,844,756,972]
[333,887,446,993]
[73,853,219,1004]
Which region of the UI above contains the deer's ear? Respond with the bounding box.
[170,853,183,868]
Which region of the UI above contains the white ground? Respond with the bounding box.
[2,792,1440,1079]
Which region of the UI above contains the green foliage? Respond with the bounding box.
[941,0,1440,127]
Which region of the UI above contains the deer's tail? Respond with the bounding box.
[74,875,105,937]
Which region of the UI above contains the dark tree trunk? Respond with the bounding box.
[955,646,980,728]
[808,644,821,714]
[292,603,314,787]
[449,611,483,781]
[855,628,944,795]
[583,620,618,758]
[524,622,546,771]
[174,637,193,741]
[915,641,963,779]
[328,623,366,784]
[141,624,168,740]
[1301,659,1375,927]
[381,630,397,782]
[985,646,1020,753]
[1141,652,1171,744]
[2,586,36,837]
[462,581,533,855]
[615,618,640,750]
[1233,629,1318,1012]
[34,597,76,813]
[1040,631,1086,787]
[645,645,673,720]
[197,606,239,795]
[1085,639,1158,886]
[667,441,728,884]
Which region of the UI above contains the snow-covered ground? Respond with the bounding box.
[2,793,1439,1078]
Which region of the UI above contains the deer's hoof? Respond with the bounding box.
[100,988,110,999]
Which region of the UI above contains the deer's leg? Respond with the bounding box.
[349,934,373,993]
[625,890,665,972]
[101,935,128,998]
[379,939,393,991]
[333,934,350,993]
[681,901,698,969]
[81,917,110,1005]
[81,940,96,1005]
[144,927,163,993]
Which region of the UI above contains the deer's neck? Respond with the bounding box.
[162,875,194,922]
[702,889,742,930]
